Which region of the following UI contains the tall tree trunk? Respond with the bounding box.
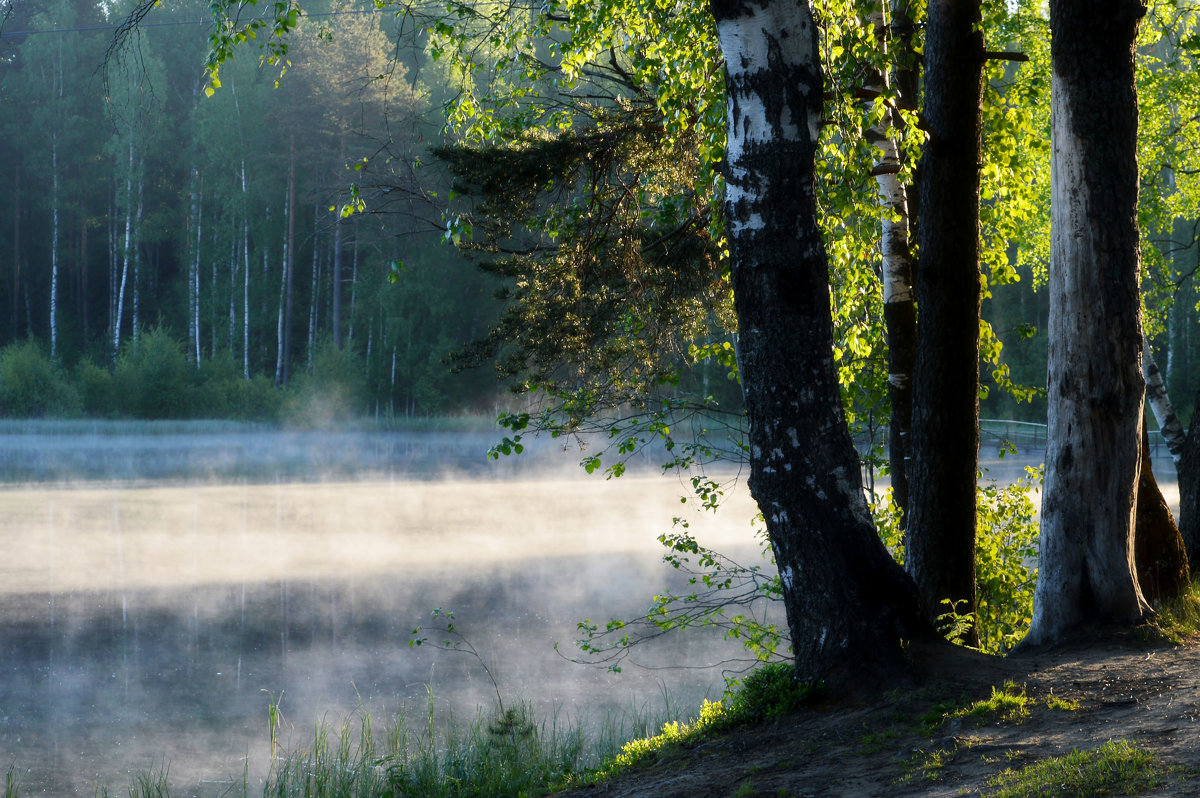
[11,161,21,340]
[348,218,359,346]
[80,207,88,341]
[131,169,143,343]
[242,161,251,380]
[188,169,202,365]
[281,135,297,385]
[906,0,984,644]
[1024,0,1150,646]
[50,132,60,360]
[710,0,931,685]
[867,2,918,527]
[276,185,290,386]
[332,210,343,350]
[307,204,320,370]
[113,141,134,356]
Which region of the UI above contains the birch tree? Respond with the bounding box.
[1024,0,1151,646]
[710,0,930,682]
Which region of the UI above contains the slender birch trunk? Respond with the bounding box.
[332,209,343,350]
[11,161,21,339]
[710,0,930,684]
[307,204,319,370]
[1144,343,1186,463]
[866,3,918,526]
[113,140,135,356]
[281,135,297,384]
[50,132,60,359]
[1025,0,1150,645]
[188,169,202,364]
[131,167,144,343]
[348,218,359,345]
[229,237,238,354]
[275,185,290,386]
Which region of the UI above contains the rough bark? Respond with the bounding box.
[1135,414,1190,606]
[905,0,984,643]
[710,0,931,686]
[1024,0,1150,646]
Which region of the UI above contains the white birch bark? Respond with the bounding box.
[113,140,135,356]
[275,187,289,386]
[307,205,319,371]
[131,168,144,343]
[1143,342,1186,464]
[712,0,929,681]
[242,161,251,380]
[50,132,59,360]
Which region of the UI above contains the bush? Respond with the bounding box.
[75,358,116,417]
[0,340,80,417]
[112,328,193,418]
[286,339,367,426]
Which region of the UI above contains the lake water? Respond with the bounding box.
[0,427,768,794]
[0,426,1178,794]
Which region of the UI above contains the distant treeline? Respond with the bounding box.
[0,332,501,424]
[0,0,506,419]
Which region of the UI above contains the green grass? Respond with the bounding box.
[943,680,1031,726]
[1143,580,1200,644]
[985,739,1161,797]
[899,745,959,784]
[586,662,817,783]
[6,691,693,798]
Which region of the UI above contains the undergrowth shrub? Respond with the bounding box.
[113,328,194,418]
[872,465,1042,655]
[0,340,80,417]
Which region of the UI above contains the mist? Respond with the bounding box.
[0,425,768,793]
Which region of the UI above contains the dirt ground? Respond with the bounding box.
[555,635,1200,797]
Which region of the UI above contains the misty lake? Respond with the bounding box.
[0,424,768,794]
[0,423,1175,794]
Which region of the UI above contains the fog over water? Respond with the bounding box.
[0,426,768,794]
[0,425,1178,794]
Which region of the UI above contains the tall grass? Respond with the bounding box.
[6,689,690,798]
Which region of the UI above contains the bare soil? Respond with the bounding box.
[556,635,1200,797]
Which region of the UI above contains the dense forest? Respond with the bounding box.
[1,0,1199,435]
[0,0,510,421]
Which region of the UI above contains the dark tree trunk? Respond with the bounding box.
[906,0,984,644]
[1023,0,1150,646]
[1178,387,1200,565]
[711,0,932,687]
[1135,414,1190,606]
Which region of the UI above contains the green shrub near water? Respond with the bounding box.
[0,340,81,417]
[112,328,195,418]
[873,466,1042,655]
